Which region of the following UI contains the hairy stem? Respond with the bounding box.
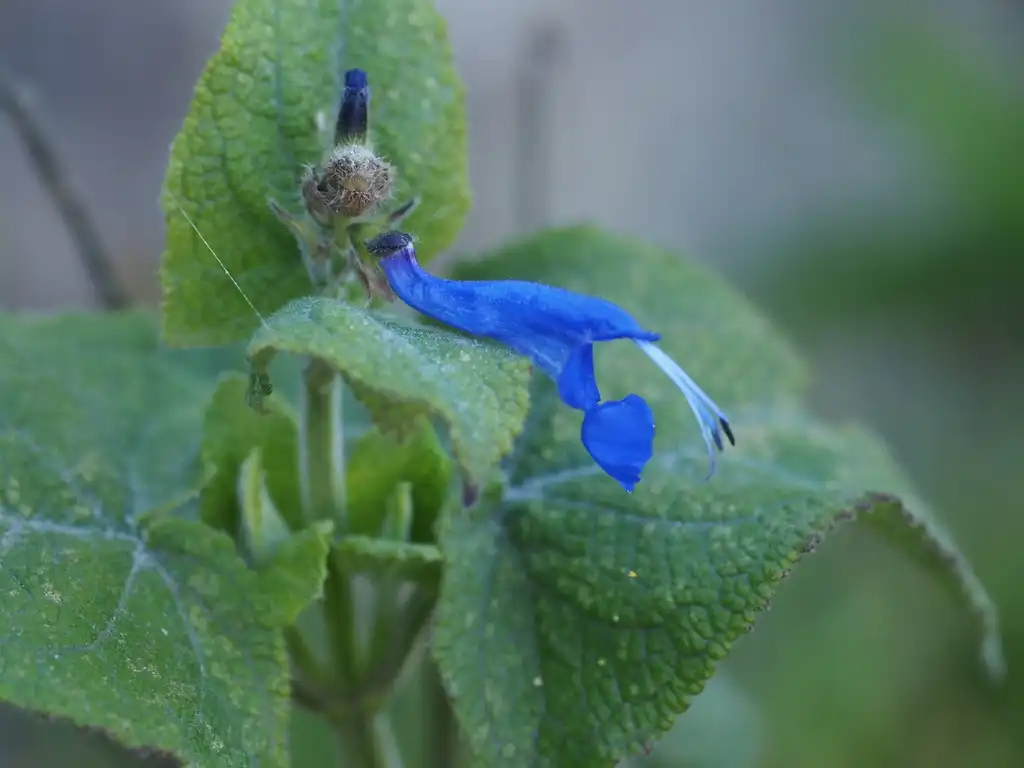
[302,360,357,685]
[301,358,390,767]
[300,358,346,523]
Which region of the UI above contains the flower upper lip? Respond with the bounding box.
[366,231,413,255]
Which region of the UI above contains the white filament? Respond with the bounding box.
[167,191,268,327]
[635,339,728,478]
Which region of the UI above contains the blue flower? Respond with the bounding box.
[365,231,734,492]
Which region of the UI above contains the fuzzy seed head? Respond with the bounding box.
[303,143,393,220]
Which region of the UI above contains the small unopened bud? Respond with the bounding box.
[237,448,291,567]
[302,143,393,220]
[336,68,370,143]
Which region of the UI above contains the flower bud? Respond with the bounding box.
[237,448,291,567]
[302,143,393,220]
[336,68,370,143]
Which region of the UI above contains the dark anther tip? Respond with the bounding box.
[721,418,736,447]
[365,230,413,257]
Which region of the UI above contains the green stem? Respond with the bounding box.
[302,355,361,685]
[423,655,460,768]
[302,357,389,767]
[300,358,346,524]
[364,483,414,681]
[324,551,361,689]
[285,625,328,686]
[336,711,389,768]
[360,586,437,711]
[301,357,359,685]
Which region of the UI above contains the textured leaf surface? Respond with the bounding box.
[0,312,328,765]
[161,0,469,346]
[432,227,1002,767]
[335,535,442,584]
[202,372,302,533]
[259,519,333,624]
[247,296,531,485]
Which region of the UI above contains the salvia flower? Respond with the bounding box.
[365,231,734,492]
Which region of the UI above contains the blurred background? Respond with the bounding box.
[2,0,1023,766]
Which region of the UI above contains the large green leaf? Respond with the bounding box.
[246,296,531,486]
[160,0,469,347]
[0,312,329,766]
[431,227,1002,767]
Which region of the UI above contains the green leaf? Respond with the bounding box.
[259,519,334,626]
[347,418,452,540]
[160,0,469,347]
[431,227,1003,767]
[202,371,302,533]
[336,535,442,586]
[247,296,531,486]
[0,312,326,765]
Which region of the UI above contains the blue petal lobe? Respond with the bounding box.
[557,343,601,411]
[581,394,655,492]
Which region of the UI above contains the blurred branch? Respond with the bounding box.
[0,68,129,309]
[514,22,565,232]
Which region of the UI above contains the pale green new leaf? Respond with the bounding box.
[346,417,452,540]
[259,519,334,626]
[161,0,469,346]
[247,296,531,485]
[237,448,294,566]
[202,371,302,533]
[432,227,1002,767]
[0,312,329,766]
